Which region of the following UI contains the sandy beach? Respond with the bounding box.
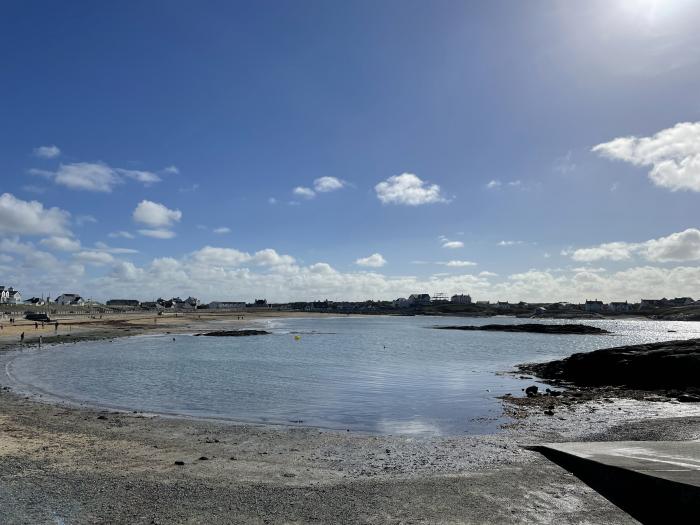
[1,312,699,524]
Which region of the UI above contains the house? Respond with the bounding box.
[393,297,411,308]
[55,294,84,306]
[476,300,490,305]
[0,286,21,304]
[106,299,140,308]
[608,301,630,313]
[408,294,431,306]
[24,297,45,306]
[451,294,472,305]
[253,299,270,308]
[640,298,668,309]
[208,301,246,310]
[584,299,604,313]
[495,301,510,310]
[669,297,694,306]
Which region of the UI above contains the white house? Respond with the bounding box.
[408,294,431,306]
[451,294,472,305]
[608,301,630,313]
[0,286,21,304]
[55,294,85,306]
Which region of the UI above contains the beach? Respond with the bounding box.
[1,312,699,524]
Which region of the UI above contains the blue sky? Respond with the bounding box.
[1,0,700,302]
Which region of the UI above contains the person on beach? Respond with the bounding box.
[39,336,42,348]
[20,332,24,343]
[34,322,38,329]
[55,322,59,331]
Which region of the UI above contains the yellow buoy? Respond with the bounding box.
[294,335,301,341]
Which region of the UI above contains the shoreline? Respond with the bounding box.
[2,312,700,523]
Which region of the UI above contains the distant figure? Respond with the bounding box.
[20,332,24,343]
[172,337,176,341]
[39,336,42,348]
[55,322,59,331]
[34,322,38,329]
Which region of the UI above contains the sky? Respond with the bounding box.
[1,0,700,303]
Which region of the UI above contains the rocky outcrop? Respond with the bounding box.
[434,324,609,335]
[195,330,270,337]
[518,338,700,390]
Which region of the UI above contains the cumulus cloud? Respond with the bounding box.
[313,176,345,193]
[498,240,524,246]
[439,260,477,267]
[375,173,448,205]
[563,228,700,263]
[138,229,177,239]
[293,186,316,199]
[108,231,135,239]
[486,180,502,189]
[32,162,162,192]
[355,253,387,268]
[33,145,61,158]
[213,227,231,234]
[163,165,180,175]
[93,241,138,255]
[132,200,182,232]
[442,241,464,249]
[40,236,81,252]
[592,121,700,192]
[0,193,71,236]
[74,251,115,266]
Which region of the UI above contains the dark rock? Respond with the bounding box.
[97,415,108,420]
[174,460,185,466]
[525,385,539,397]
[518,338,700,390]
[544,410,555,416]
[434,323,609,335]
[198,456,209,461]
[195,330,270,337]
[678,394,700,403]
[282,473,296,477]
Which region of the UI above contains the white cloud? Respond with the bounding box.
[313,176,345,193]
[108,231,135,239]
[33,145,61,158]
[478,271,498,277]
[75,215,97,226]
[33,162,163,192]
[592,121,700,192]
[355,253,387,268]
[563,228,700,263]
[442,241,464,249]
[293,186,316,199]
[268,197,277,205]
[440,260,477,267]
[93,241,138,254]
[163,165,180,175]
[54,163,121,192]
[0,193,71,236]
[498,240,524,246]
[133,200,182,228]
[375,173,448,205]
[115,168,161,185]
[40,236,81,252]
[486,180,502,189]
[554,151,576,174]
[138,229,176,239]
[74,251,115,266]
[213,227,231,234]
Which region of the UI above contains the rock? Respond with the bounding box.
[544,410,554,416]
[97,415,108,420]
[174,461,185,466]
[518,338,700,390]
[677,394,700,403]
[198,456,209,461]
[194,330,270,337]
[282,473,296,477]
[434,323,610,335]
[525,385,539,397]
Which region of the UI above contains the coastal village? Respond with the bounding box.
[2,284,698,319]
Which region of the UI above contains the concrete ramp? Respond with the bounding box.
[531,440,700,525]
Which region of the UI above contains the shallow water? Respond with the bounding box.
[6,316,700,435]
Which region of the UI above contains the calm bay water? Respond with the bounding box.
[6,316,700,435]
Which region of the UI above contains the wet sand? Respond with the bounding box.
[1,312,699,523]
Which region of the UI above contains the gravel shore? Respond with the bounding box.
[1,312,699,524]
